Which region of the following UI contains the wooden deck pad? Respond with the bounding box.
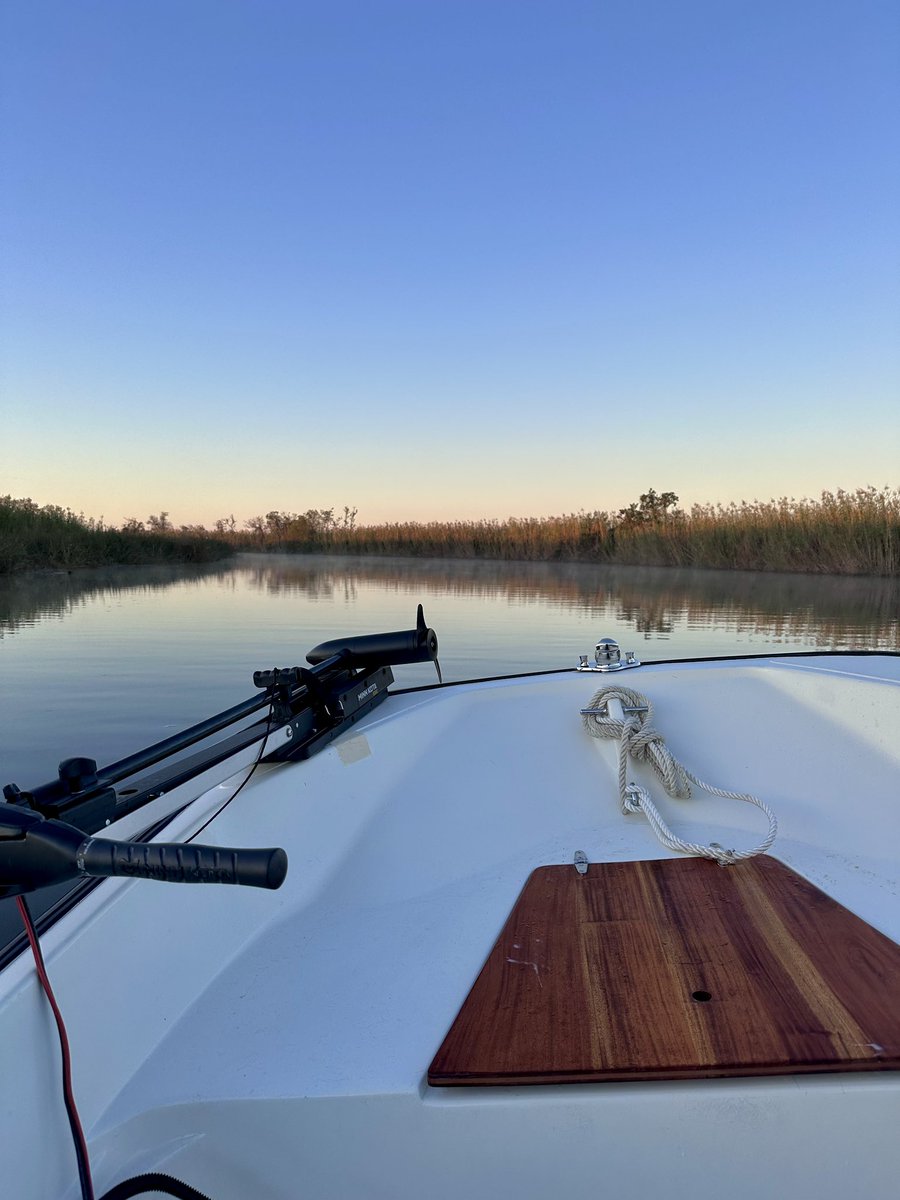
[428,856,900,1085]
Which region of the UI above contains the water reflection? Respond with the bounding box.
[1,555,898,651]
[0,562,234,637]
[235,555,899,649]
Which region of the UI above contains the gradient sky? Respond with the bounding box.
[2,0,898,528]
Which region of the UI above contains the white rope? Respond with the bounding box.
[581,684,777,866]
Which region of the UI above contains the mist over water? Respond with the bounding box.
[1,553,898,789]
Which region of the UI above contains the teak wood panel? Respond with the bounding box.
[428,856,900,1085]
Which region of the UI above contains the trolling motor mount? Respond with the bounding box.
[2,605,443,838]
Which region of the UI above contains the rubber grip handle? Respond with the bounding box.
[79,838,288,889]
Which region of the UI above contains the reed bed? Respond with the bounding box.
[319,489,900,577]
[3,489,898,577]
[327,512,611,563]
[0,497,231,573]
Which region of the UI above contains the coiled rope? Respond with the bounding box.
[581,684,777,866]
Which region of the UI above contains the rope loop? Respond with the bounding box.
[623,785,642,815]
[581,685,777,866]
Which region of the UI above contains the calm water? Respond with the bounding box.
[1,553,898,792]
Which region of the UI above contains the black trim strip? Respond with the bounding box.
[0,879,101,974]
[392,648,900,695]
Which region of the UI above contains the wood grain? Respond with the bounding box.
[428,856,900,1085]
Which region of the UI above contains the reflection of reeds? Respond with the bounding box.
[2,554,896,650]
[238,555,900,649]
[0,562,233,637]
[317,489,900,578]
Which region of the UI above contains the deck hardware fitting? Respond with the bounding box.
[576,638,641,673]
[580,703,649,718]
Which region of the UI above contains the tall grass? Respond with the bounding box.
[0,497,231,573]
[4,488,898,577]
[317,489,900,577]
[610,490,900,575]
[328,512,613,562]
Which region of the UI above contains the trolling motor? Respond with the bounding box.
[0,801,287,898]
[0,606,441,1199]
[0,606,441,893]
[3,605,442,837]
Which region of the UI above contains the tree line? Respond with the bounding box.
[3,488,898,576]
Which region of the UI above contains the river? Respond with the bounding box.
[1,553,898,792]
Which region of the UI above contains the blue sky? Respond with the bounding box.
[2,0,898,527]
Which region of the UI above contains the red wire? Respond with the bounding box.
[10,693,274,1200]
[16,895,95,1200]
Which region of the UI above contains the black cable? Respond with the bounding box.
[15,692,281,1200]
[97,1170,215,1199]
[187,691,276,844]
[17,901,222,1200]
[92,697,275,1200]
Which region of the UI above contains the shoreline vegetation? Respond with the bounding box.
[2,488,898,577]
[0,497,230,573]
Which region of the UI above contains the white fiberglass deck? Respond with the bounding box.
[2,654,898,1199]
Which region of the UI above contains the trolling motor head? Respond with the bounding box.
[306,603,442,682]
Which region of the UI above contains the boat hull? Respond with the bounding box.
[2,653,898,1198]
